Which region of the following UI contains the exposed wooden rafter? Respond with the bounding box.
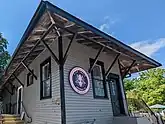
[53,22,136,62]
[2,23,54,87]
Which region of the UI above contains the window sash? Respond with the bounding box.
[42,79,51,97]
[93,79,105,97]
[40,57,52,99]
[90,58,107,99]
[42,63,50,81]
[27,71,33,87]
[29,74,33,85]
[92,64,103,80]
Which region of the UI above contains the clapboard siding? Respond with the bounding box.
[3,37,127,124]
[22,39,61,124]
[64,40,122,124]
[3,39,61,124]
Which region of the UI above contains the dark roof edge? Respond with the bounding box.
[45,1,161,67]
[4,1,47,74]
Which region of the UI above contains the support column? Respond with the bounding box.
[118,60,129,115]
[58,36,66,124]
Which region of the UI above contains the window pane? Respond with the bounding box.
[110,79,117,96]
[42,63,50,81]
[93,79,105,97]
[29,75,33,85]
[93,65,103,80]
[43,79,50,97]
[27,73,33,86]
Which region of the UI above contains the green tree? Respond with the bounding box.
[124,78,138,91]
[124,68,165,106]
[0,33,10,82]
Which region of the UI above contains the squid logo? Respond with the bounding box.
[69,67,90,94]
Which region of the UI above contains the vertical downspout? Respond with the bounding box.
[58,36,66,124]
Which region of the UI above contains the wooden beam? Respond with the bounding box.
[88,46,104,73]
[65,23,75,28]
[105,53,120,78]
[41,40,60,65]
[47,11,55,24]
[58,36,66,124]
[118,60,124,78]
[122,60,136,79]
[53,26,61,36]
[3,24,54,87]
[27,34,57,42]
[4,87,12,95]
[63,33,77,64]
[13,74,24,87]
[47,11,61,37]
[21,62,37,80]
[54,23,135,61]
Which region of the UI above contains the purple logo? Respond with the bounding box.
[69,67,90,94]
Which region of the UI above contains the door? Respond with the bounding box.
[17,86,23,114]
[108,74,125,116]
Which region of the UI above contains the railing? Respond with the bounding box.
[21,101,32,123]
[127,98,164,124]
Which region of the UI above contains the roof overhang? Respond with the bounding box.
[1,1,161,89]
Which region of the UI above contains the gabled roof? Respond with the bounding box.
[1,1,161,88]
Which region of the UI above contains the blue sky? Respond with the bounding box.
[0,0,165,67]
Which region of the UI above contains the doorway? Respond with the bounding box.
[107,73,125,116]
[17,86,23,114]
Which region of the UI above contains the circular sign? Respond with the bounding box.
[69,67,90,94]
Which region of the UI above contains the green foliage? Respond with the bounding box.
[0,33,10,81]
[124,68,165,106]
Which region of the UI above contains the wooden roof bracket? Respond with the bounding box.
[53,22,135,61]
[13,73,24,87]
[47,11,61,37]
[105,53,120,78]
[21,61,37,80]
[41,40,60,65]
[122,60,136,79]
[63,33,77,64]
[118,60,124,77]
[88,46,104,73]
[4,86,13,95]
[2,23,55,88]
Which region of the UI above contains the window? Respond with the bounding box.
[27,70,34,87]
[90,58,108,99]
[40,57,52,99]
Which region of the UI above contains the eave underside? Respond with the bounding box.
[1,4,161,88]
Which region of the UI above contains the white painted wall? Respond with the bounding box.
[2,38,127,124]
[64,39,126,124]
[3,39,61,124]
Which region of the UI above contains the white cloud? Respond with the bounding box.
[99,16,118,36]
[99,23,110,32]
[130,38,165,57]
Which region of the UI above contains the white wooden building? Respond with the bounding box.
[0,1,161,124]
